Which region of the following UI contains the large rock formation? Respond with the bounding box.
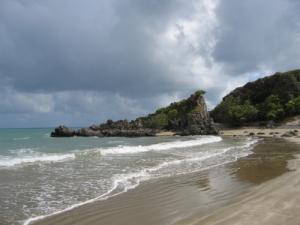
[181,99,217,135]
[51,90,218,137]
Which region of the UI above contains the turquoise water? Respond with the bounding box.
[0,129,257,225]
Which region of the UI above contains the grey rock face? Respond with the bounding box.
[180,95,218,135]
[51,126,75,137]
[281,130,297,137]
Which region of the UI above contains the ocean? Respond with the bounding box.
[0,128,258,225]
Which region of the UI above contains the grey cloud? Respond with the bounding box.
[1,0,300,127]
[0,0,202,97]
[214,0,300,75]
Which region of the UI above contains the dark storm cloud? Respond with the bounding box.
[1,0,300,127]
[214,0,300,75]
[0,0,200,96]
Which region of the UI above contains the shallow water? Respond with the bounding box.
[0,129,258,225]
[32,139,300,225]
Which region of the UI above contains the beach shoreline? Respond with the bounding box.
[186,135,300,225]
[220,127,299,138]
[26,135,300,225]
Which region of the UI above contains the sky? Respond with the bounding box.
[0,0,300,128]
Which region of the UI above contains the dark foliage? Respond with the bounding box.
[211,69,300,125]
[138,90,207,130]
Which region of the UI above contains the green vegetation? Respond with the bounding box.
[211,69,300,125]
[143,113,168,129]
[286,96,300,115]
[139,90,207,130]
[195,90,206,96]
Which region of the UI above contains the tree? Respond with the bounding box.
[286,96,300,115]
[211,96,241,123]
[228,101,258,125]
[261,95,284,120]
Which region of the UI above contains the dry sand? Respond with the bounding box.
[221,127,300,138]
[188,137,300,225]
[155,131,176,136]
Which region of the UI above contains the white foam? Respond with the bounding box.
[0,154,75,167]
[23,171,148,225]
[13,137,31,141]
[99,136,222,155]
[1,136,221,168]
[9,148,36,154]
[23,138,258,225]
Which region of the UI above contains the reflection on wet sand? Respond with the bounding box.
[232,138,298,184]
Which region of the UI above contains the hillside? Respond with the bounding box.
[211,69,300,125]
[51,90,218,137]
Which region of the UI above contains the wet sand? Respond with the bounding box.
[189,137,300,225]
[29,138,300,225]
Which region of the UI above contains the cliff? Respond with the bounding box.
[51,90,218,137]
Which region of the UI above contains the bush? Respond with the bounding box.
[228,101,258,124]
[286,96,300,115]
[195,90,206,96]
[147,113,168,129]
[167,108,178,121]
[260,95,284,120]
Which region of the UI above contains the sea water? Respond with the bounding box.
[0,128,258,225]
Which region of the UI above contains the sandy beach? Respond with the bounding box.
[27,136,300,225]
[220,127,299,138]
[189,137,300,225]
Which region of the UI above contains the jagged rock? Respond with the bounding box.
[51,125,75,137]
[76,128,103,137]
[175,94,218,135]
[89,125,100,131]
[101,129,156,137]
[51,124,156,138]
[185,114,218,135]
[281,130,297,137]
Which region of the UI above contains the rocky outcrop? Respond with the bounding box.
[51,126,75,137]
[281,130,298,137]
[51,90,218,137]
[51,120,157,137]
[75,128,103,137]
[182,93,217,135]
[182,117,217,136]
